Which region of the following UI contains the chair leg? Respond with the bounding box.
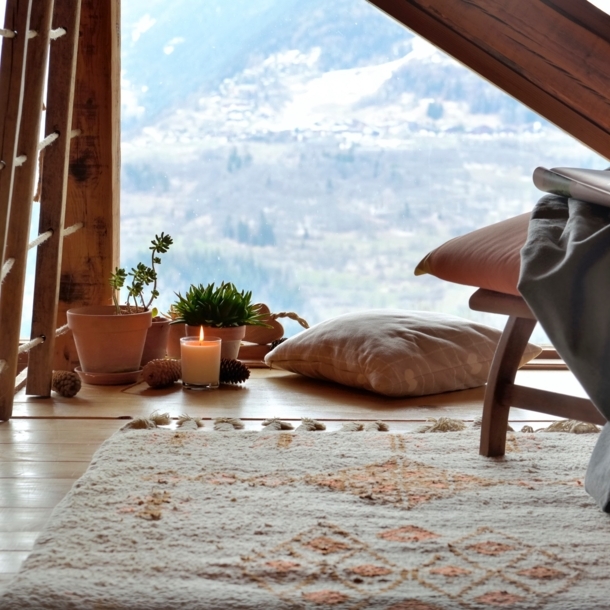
[479,315,537,457]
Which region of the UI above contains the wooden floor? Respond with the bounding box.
[0,366,590,593]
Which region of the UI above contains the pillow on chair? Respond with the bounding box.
[414,213,530,296]
[264,310,541,397]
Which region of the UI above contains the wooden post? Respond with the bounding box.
[26,0,82,397]
[0,0,32,270]
[0,0,53,420]
[52,0,121,372]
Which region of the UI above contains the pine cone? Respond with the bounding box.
[142,358,181,388]
[220,358,250,384]
[270,337,287,350]
[52,370,81,397]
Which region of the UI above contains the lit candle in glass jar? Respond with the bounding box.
[180,327,221,390]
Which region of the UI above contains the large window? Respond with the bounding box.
[589,0,610,14]
[120,0,605,343]
[13,0,607,342]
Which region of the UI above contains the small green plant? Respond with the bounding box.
[109,233,173,314]
[172,282,270,328]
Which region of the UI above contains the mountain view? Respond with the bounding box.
[18,0,607,338]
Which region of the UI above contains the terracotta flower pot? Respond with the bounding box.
[185,324,246,360]
[67,305,152,373]
[141,317,171,366]
[167,322,186,360]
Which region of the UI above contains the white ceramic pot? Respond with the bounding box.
[185,324,246,360]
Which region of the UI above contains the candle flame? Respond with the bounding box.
[199,326,204,343]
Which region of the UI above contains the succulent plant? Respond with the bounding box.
[109,233,173,315]
[171,282,270,328]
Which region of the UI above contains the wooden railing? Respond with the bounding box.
[0,0,83,419]
[0,0,120,420]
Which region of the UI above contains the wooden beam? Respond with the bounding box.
[53,0,121,371]
[367,0,610,159]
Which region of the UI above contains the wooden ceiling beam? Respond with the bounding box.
[367,0,610,160]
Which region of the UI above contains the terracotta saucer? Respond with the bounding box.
[75,367,142,386]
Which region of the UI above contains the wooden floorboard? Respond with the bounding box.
[0,532,40,551]
[0,552,29,573]
[0,508,54,532]
[0,480,76,508]
[0,367,591,585]
[0,462,91,478]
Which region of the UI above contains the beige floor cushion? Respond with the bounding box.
[265,310,541,397]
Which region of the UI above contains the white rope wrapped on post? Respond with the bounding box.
[50,28,66,40]
[26,223,82,253]
[70,128,81,138]
[27,30,37,39]
[10,132,59,170]
[17,335,44,354]
[37,132,59,151]
[16,324,71,354]
[0,28,15,38]
[0,323,71,374]
[63,222,83,237]
[1,258,14,283]
[28,229,53,250]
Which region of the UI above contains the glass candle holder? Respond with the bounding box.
[180,336,222,390]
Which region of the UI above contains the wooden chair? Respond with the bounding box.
[469,288,606,457]
[415,212,607,457]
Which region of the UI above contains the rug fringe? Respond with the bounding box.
[214,417,245,431]
[473,416,599,434]
[295,418,326,432]
[121,415,596,435]
[261,418,294,431]
[177,414,204,429]
[340,422,363,432]
[538,419,600,434]
[121,418,157,430]
[365,421,389,432]
[150,411,171,426]
[339,421,389,432]
[417,417,467,433]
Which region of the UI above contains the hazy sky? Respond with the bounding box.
[590,0,610,12]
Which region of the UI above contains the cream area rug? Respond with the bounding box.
[2,425,610,609]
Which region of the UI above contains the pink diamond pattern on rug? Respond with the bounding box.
[302,589,351,605]
[473,589,526,606]
[378,525,439,543]
[305,456,497,509]
[244,522,582,608]
[416,551,488,599]
[242,522,406,607]
[416,526,581,608]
